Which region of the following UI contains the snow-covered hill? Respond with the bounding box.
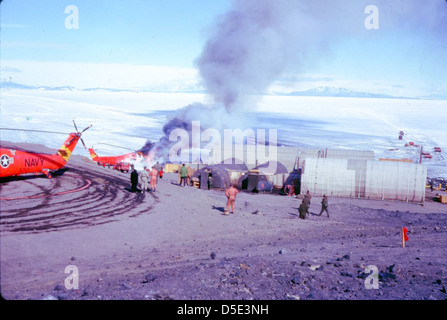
[4,81,444,101]
[273,86,414,99]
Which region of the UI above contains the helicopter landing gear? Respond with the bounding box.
[42,170,53,179]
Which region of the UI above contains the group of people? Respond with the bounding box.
[224,186,330,219]
[298,190,329,219]
[130,162,164,193]
[130,162,330,218]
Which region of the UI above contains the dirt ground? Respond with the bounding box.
[1,141,446,301]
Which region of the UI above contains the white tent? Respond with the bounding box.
[365,160,427,202]
[301,158,427,203]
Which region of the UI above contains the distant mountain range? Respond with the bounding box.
[271,86,416,99]
[0,81,204,94]
[2,81,446,100]
[1,81,77,91]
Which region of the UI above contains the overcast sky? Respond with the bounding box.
[1,0,446,98]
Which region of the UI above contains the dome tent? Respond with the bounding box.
[238,161,289,192]
[192,160,247,190]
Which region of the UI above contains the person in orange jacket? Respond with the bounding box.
[149,166,158,192]
[225,184,239,214]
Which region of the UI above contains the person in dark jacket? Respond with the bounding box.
[130,165,138,192]
[300,190,312,218]
[318,195,329,218]
[298,200,309,220]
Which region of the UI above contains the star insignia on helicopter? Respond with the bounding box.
[1,154,14,168]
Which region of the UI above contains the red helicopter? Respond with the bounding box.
[88,143,145,172]
[0,122,92,179]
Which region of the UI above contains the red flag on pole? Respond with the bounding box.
[403,227,409,241]
[402,227,409,247]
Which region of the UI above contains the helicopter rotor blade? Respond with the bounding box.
[0,128,67,135]
[73,120,79,133]
[81,125,93,133]
[80,138,87,149]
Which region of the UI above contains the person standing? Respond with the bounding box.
[154,162,162,172]
[301,190,312,217]
[304,190,312,206]
[130,165,138,193]
[180,164,188,187]
[150,166,158,192]
[154,162,163,180]
[139,166,150,193]
[298,199,309,220]
[207,174,213,190]
[225,184,239,214]
[318,195,329,218]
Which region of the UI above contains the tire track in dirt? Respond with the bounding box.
[0,166,158,235]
